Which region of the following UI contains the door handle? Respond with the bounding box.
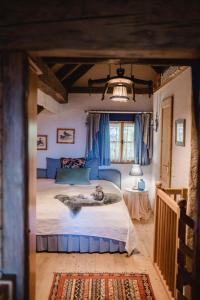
[163,163,169,175]
[166,165,169,175]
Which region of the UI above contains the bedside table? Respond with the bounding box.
[123,188,151,220]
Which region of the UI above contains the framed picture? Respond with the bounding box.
[57,128,75,144]
[37,135,48,150]
[0,275,15,300]
[175,119,186,146]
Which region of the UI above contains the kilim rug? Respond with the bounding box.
[48,273,155,300]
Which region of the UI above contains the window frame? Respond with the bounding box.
[109,121,135,164]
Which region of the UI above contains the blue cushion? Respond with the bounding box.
[37,168,47,178]
[85,159,99,180]
[46,158,61,179]
[55,168,91,185]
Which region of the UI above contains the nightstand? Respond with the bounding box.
[123,188,151,220]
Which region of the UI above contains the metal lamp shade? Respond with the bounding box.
[129,164,143,176]
[109,84,129,102]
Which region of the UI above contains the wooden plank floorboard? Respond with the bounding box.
[36,216,170,300]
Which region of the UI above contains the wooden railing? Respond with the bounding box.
[153,182,188,299]
[176,200,194,300]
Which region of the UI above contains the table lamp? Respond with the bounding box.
[129,164,143,190]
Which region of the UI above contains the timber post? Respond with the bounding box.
[0,52,30,300]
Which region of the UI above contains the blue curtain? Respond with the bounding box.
[99,114,111,166]
[86,113,111,166]
[86,113,100,160]
[134,114,153,165]
[87,137,99,161]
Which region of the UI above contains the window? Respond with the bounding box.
[109,121,134,163]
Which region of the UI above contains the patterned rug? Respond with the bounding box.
[48,273,155,300]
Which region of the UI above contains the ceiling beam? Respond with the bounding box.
[1,2,200,59]
[55,64,78,81]
[62,64,94,88]
[50,64,64,73]
[31,57,68,103]
[41,57,195,66]
[68,86,151,95]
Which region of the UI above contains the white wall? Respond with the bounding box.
[152,68,192,205]
[37,93,153,196]
[37,89,64,114]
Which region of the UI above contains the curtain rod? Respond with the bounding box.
[85,110,153,114]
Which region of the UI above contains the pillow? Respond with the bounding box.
[37,168,47,178]
[85,158,99,180]
[56,168,91,185]
[46,158,61,179]
[60,157,86,169]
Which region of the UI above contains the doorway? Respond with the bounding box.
[160,96,173,188]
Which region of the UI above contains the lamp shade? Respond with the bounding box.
[129,164,143,176]
[109,84,129,102]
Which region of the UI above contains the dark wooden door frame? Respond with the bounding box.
[191,63,200,300]
[0,53,30,300]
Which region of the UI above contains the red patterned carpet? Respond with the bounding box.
[48,273,155,300]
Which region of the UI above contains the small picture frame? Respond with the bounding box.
[175,119,186,146]
[57,128,75,144]
[37,135,48,150]
[0,274,16,300]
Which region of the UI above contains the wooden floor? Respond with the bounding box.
[36,217,170,300]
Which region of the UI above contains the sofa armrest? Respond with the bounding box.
[98,168,121,189]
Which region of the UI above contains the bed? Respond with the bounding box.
[36,168,137,255]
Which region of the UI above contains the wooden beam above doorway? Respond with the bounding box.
[41,57,195,66]
[0,1,200,59]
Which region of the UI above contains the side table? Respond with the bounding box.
[123,188,151,220]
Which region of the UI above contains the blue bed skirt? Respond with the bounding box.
[37,235,126,253]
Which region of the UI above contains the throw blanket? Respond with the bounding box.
[55,193,121,215]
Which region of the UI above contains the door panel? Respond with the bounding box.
[160,96,173,187]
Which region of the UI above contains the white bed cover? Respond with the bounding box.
[37,179,137,254]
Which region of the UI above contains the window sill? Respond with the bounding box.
[111,161,134,165]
